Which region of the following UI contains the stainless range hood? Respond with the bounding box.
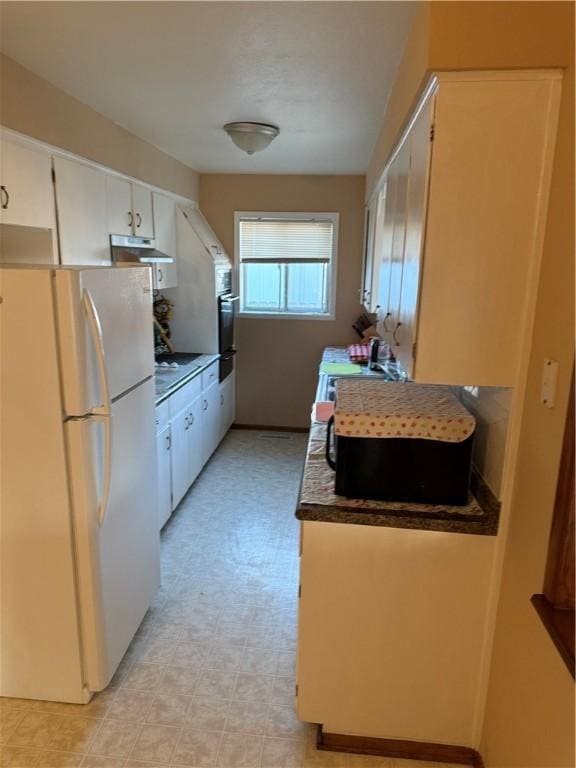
[110,234,174,264]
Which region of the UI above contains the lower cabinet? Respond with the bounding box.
[154,366,235,530]
[156,424,172,529]
[219,373,235,443]
[201,380,221,466]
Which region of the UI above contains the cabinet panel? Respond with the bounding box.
[156,425,172,529]
[152,193,178,289]
[170,408,190,510]
[387,143,410,350]
[54,157,110,266]
[106,176,133,236]
[415,77,559,385]
[375,178,396,334]
[0,139,55,229]
[132,184,154,238]
[396,98,434,378]
[201,381,221,465]
[219,374,235,443]
[186,397,203,486]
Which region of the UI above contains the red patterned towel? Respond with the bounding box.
[348,344,370,363]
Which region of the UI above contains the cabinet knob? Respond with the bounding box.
[166,434,171,450]
[383,312,392,332]
[127,211,133,228]
[203,399,208,411]
[158,268,163,283]
[184,416,189,430]
[0,185,9,210]
[136,212,142,228]
[392,321,402,345]
[189,413,194,425]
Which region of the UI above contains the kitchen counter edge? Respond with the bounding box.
[154,354,220,406]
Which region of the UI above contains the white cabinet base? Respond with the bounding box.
[297,521,495,747]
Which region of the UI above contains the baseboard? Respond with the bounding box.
[231,423,310,433]
[317,726,484,767]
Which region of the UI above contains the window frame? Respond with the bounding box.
[234,211,339,321]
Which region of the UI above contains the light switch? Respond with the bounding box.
[541,358,559,408]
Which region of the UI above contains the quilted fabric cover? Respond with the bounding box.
[334,379,475,443]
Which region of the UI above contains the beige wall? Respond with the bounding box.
[0,54,199,200]
[366,2,574,765]
[199,174,365,428]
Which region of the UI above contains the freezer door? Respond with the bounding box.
[56,266,154,416]
[66,377,160,690]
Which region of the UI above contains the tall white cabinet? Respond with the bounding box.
[363,70,561,387]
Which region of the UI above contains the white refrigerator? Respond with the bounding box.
[0,264,160,703]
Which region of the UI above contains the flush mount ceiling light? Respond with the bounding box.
[223,122,280,155]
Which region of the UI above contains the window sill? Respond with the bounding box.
[531,594,575,679]
[237,311,335,321]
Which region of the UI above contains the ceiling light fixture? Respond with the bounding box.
[223,122,280,155]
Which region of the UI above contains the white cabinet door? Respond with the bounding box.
[152,192,178,288]
[186,396,203,486]
[375,178,396,336]
[132,184,154,238]
[396,98,434,378]
[201,380,221,465]
[170,408,190,510]
[219,374,235,443]
[54,157,110,266]
[0,138,55,229]
[156,424,172,529]
[106,176,133,236]
[387,143,410,351]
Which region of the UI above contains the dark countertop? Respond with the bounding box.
[154,353,220,405]
[295,348,501,536]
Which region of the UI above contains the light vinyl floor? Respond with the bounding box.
[1,431,464,768]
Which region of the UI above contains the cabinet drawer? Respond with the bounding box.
[202,361,219,391]
[155,399,171,432]
[169,374,202,418]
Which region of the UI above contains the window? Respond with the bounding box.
[235,212,339,318]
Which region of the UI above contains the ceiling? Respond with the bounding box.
[0,2,415,175]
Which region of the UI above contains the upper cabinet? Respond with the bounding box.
[106,176,154,239]
[152,192,178,290]
[364,70,562,387]
[54,156,111,266]
[0,137,55,230]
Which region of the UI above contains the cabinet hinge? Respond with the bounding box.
[295,683,299,697]
[298,584,302,599]
[429,124,435,142]
[412,342,417,358]
[51,167,56,183]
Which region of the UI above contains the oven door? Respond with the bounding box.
[218,293,239,353]
[219,349,236,382]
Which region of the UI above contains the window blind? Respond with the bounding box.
[238,219,334,264]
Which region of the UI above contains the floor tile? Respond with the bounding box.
[146,693,191,726]
[106,691,154,723]
[195,672,237,701]
[33,750,84,767]
[171,728,222,767]
[0,745,41,768]
[266,705,308,740]
[233,676,272,703]
[224,700,269,736]
[261,737,305,768]
[184,698,230,732]
[87,720,140,758]
[128,724,180,764]
[6,713,61,749]
[216,733,263,768]
[46,717,101,753]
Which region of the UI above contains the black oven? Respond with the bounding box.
[218,292,238,381]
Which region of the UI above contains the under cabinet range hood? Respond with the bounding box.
[110,234,174,264]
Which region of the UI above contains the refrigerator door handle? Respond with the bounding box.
[82,289,111,418]
[82,288,113,526]
[92,412,112,527]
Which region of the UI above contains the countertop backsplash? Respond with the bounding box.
[458,385,512,501]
